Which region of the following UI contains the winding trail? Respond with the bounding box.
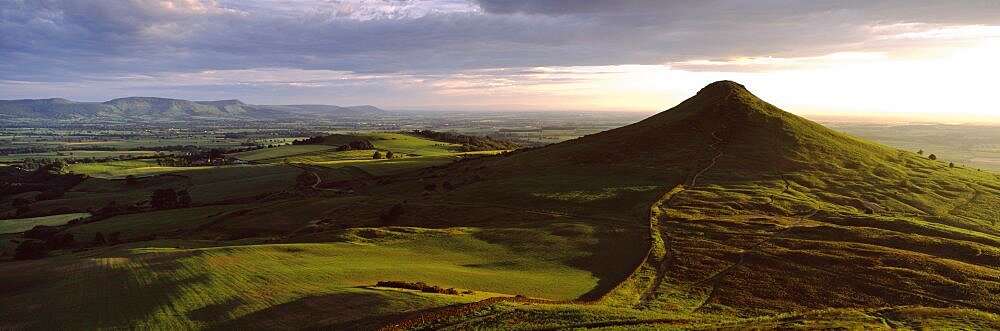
[634,93,740,309]
[288,163,350,192]
[947,183,981,220]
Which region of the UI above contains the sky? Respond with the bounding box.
[2,0,1000,122]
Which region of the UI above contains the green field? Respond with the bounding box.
[228,145,335,161]
[0,213,90,234]
[66,159,182,178]
[829,123,1000,172]
[64,206,243,241]
[365,132,464,155]
[0,227,611,329]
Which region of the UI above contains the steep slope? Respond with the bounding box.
[366,80,1000,320]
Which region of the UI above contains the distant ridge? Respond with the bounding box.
[0,97,384,122]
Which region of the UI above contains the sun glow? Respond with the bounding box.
[492,35,1000,122]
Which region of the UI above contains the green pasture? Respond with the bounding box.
[0,213,91,234]
[0,226,608,329]
[228,145,334,162]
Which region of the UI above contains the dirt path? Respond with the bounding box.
[635,93,740,308]
[287,164,349,192]
[947,183,981,220]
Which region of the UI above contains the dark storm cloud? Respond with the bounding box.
[2,0,1000,82]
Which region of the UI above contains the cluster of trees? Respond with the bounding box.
[291,136,327,145]
[91,231,122,246]
[13,226,124,260]
[291,135,376,152]
[153,148,254,167]
[379,204,405,225]
[12,158,69,172]
[372,150,395,159]
[337,140,374,151]
[2,163,85,217]
[917,149,956,168]
[410,130,521,151]
[14,225,77,260]
[150,188,192,209]
[375,281,465,295]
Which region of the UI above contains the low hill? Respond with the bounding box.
[365,80,1000,320]
[0,97,384,122]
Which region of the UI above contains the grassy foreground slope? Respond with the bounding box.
[0,226,631,329]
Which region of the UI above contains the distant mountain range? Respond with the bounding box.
[0,97,384,122]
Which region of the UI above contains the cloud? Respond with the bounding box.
[2,0,1000,105]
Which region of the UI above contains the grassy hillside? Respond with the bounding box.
[0,81,997,329]
[0,226,636,329]
[355,81,1000,326]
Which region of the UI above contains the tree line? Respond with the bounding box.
[409,130,521,151]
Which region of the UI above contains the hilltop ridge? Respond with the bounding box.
[0,97,384,122]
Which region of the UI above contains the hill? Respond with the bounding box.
[360,80,1000,324]
[0,81,996,329]
[0,97,384,122]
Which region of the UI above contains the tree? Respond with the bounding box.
[23,225,60,240]
[917,149,924,156]
[11,197,30,208]
[379,204,405,225]
[373,151,383,159]
[45,233,74,250]
[929,154,938,161]
[150,188,178,209]
[177,190,192,207]
[949,162,955,168]
[385,150,394,159]
[14,240,47,260]
[93,232,106,246]
[107,232,122,244]
[98,200,121,215]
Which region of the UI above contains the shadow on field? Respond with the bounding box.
[570,227,648,300]
[188,297,247,324]
[470,223,648,301]
[213,291,394,330]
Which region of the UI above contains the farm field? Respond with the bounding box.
[228,144,334,161]
[828,123,1000,171]
[63,205,245,241]
[0,213,90,234]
